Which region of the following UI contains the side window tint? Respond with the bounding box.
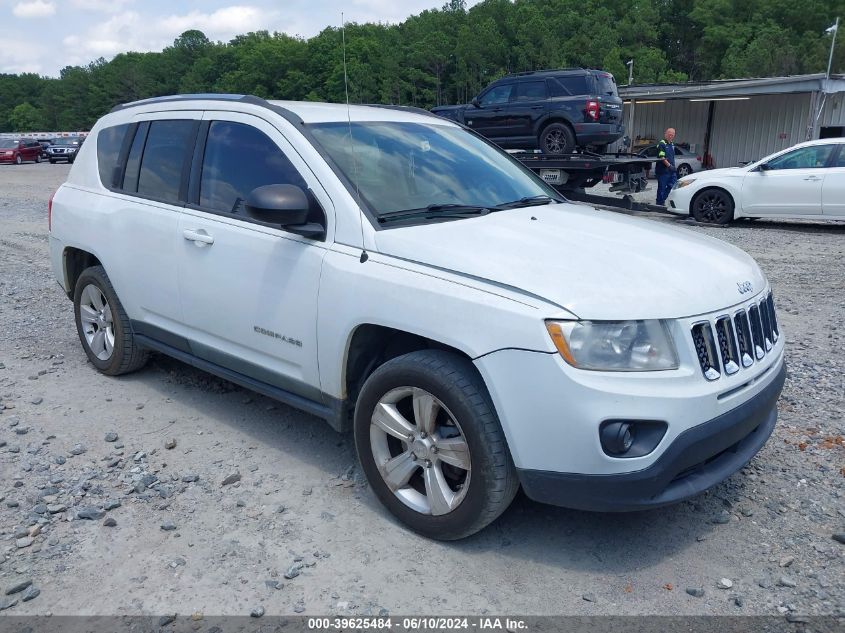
[199,121,307,214]
[834,148,845,167]
[122,122,148,193]
[559,76,590,96]
[480,84,513,106]
[97,123,130,188]
[137,120,195,203]
[767,145,835,170]
[514,81,547,102]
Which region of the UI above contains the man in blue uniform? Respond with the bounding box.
[655,127,677,206]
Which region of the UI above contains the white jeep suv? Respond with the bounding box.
[48,94,786,539]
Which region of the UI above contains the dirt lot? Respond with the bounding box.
[0,163,843,618]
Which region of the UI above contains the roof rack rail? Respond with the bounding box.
[109,93,270,113]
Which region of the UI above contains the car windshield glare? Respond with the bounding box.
[308,121,558,217]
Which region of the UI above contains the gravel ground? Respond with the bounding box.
[0,164,843,618]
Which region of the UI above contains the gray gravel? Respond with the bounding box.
[0,163,842,617]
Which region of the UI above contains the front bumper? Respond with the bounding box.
[518,360,785,511]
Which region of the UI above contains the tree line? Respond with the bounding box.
[1,0,842,132]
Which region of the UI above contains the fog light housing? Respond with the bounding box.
[599,420,668,458]
[601,421,634,455]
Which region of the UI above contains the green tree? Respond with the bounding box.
[9,102,44,131]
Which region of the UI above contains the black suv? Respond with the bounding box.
[431,68,624,153]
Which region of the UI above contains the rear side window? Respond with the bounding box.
[97,123,130,188]
[136,120,195,203]
[548,75,590,97]
[514,81,547,102]
[199,120,307,214]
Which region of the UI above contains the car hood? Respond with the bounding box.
[692,166,747,180]
[430,104,468,112]
[373,203,766,320]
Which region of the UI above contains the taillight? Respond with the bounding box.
[48,190,56,231]
[696,156,702,162]
[585,100,600,121]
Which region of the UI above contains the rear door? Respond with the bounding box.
[176,111,333,399]
[741,144,835,216]
[507,80,548,142]
[97,114,199,337]
[465,83,514,141]
[822,145,845,217]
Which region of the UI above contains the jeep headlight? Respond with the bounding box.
[546,320,679,371]
[675,178,695,189]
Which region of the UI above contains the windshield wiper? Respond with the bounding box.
[378,203,492,224]
[493,195,559,210]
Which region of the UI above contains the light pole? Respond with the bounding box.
[826,17,839,80]
[625,59,635,152]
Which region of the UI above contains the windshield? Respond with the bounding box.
[0,139,20,149]
[308,121,559,218]
[55,137,82,146]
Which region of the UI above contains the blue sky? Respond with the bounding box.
[1,0,482,77]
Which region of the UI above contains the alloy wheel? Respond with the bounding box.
[78,284,115,361]
[695,192,730,223]
[369,386,471,516]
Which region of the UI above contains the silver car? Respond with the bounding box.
[638,144,703,178]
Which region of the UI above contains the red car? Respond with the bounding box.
[0,138,43,164]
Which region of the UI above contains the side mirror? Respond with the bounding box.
[244,184,325,239]
[758,163,771,172]
[471,97,481,108]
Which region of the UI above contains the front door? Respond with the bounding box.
[741,144,836,216]
[822,146,845,217]
[465,83,514,141]
[177,112,333,399]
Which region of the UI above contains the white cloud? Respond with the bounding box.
[69,0,133,12]
[159,6,275,39]
[12,0,56,18]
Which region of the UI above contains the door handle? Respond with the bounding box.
[804,176,822,181]
[183,229,214,245]
[530,105,544,110]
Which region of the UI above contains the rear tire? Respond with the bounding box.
[540,123,576,154]
[35,154,41,164]
[354,350,518,540]
[691,188,734,225]
[73,266,149,376]
[677,163,692,177]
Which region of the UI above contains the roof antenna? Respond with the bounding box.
[342,13,368,263]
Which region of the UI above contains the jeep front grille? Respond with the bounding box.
[691,292,779,381]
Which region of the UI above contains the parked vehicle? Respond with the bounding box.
[49,94,785,539]
[668,138,845,224]
[0,138,43,164]
[638,143,702,178]
[431,68,625,153]
[47,136,85,163]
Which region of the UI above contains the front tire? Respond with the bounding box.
[73,266,149,376]
[677,163,692,177]
[354,350,518,540]
[14,155,22,165]
[691,188,734,225]
[540,123,576,154]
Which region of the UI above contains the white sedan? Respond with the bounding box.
[666,138,845,224]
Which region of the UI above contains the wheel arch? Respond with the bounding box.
[536,116,576,139]
[63,247,102,299]
[343,324,474,408]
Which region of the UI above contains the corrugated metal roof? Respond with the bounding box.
[621,74,845,99]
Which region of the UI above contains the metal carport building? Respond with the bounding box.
[617,73,845,169]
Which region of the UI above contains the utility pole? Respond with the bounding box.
[625,59,635,152]
[811,18,840,139]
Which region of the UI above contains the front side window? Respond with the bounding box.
[766,145,835,170]
[137,120,195,203]
[480,84,513,106]
[199,121,307,214]
[309,121,558,220]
